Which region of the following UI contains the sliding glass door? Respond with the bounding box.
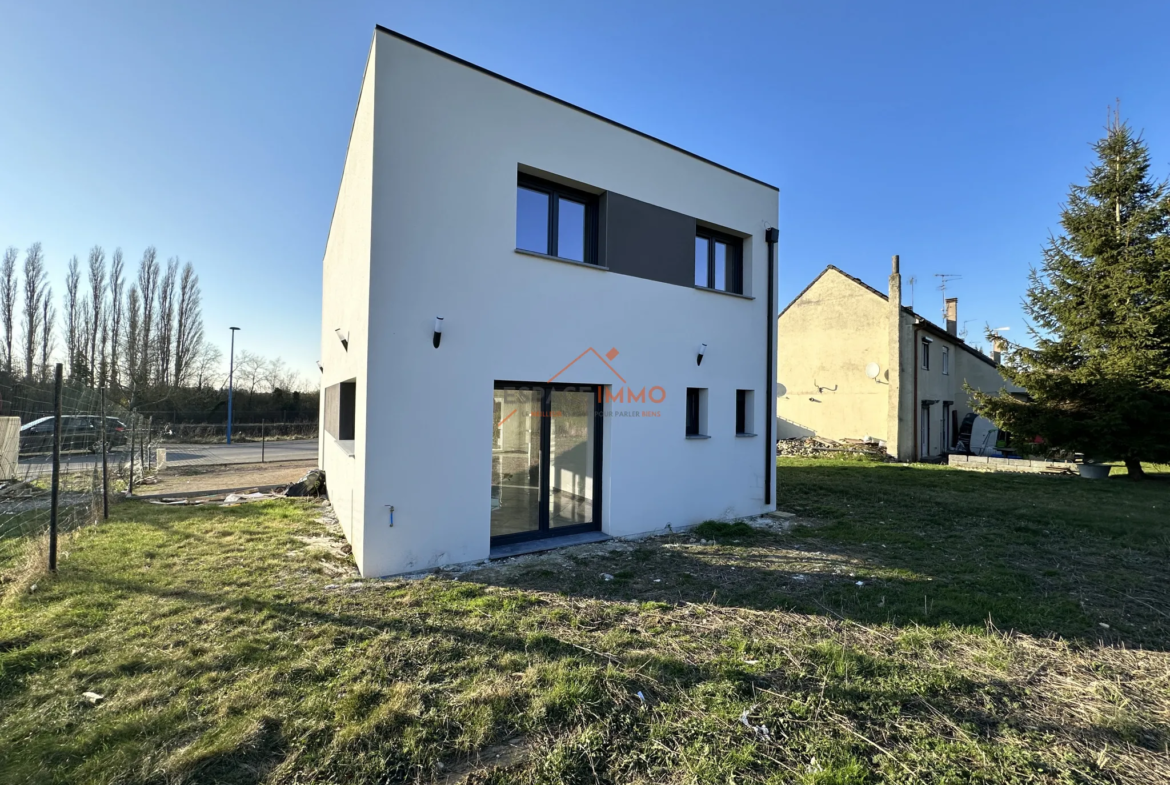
[491,382,602,544]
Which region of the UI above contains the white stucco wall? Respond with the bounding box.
[319,41,375,569]
[324,30,778,577]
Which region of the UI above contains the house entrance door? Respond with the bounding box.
[920,406,931,459]
[491,382,602,544]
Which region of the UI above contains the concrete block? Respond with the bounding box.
[0,417,19,480]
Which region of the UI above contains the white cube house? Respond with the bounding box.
[319,27,779,577]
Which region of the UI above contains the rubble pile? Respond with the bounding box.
[776,435,892,460]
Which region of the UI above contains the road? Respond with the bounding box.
[18,439,319,478]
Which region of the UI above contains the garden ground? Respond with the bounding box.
[0,460,1166,784]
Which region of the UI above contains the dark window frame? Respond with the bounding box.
[490,381,604,546]
[694,227,744,294]
[517,174,600,265]
[736,389,750,435]
[324,379,357,442]
[921,338,930,370]
[685,387,703,436]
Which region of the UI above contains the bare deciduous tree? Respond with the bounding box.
[39,285,55,381]
[155,258,178,385]
[87,246,106,384]
[0,247,17,374]
[98,310,109,387]
[136,247,159,386]
[232,350,264,395]
[108,248,124,388]
[192,343,222,389]
[124,285,141,388]
[64,255,82,381]
[173,262,203,386]
[21,243,46,379]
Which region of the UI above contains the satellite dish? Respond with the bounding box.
[865,362,880,380]
[775,382,787,397]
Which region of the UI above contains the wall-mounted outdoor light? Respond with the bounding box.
[335,328,349,351]
[433,317,444,348]
[317,361,324,373]
[697,343,707,366]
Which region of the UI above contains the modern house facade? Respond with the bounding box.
[775,258,1010,461]
[319,28,779,577]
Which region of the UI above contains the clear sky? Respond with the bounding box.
[2,0,1168,380]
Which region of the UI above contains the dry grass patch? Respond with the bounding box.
[0,460,1167,783]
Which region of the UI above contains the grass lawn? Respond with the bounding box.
[0,461,1167,784]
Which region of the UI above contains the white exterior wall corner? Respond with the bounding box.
[319,36,376,574]
[342,31,777,577]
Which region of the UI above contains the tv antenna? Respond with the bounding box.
[934,274,962,316]
[907,276,917,308]
[960,319,977,341]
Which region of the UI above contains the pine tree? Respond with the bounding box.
[974,113,1170,477]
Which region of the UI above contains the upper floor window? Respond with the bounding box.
[516,175,598,264]
[694,228,743,294]
[921,337,931,370]
[942,346,950,375]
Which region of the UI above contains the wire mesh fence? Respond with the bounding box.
[0,365,159,573]
[153,421,317,443]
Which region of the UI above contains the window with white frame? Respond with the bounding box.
[942,346,949,375]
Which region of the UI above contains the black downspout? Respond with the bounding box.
[764,227,779,506]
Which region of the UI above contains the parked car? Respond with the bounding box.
[19,416,129,455]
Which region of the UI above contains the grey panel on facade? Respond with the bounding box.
[602,192,697,288]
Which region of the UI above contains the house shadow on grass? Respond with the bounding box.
[31,492,1166,784]
[463,460,1170,651]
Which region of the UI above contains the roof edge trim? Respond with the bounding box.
[373,25,779,192]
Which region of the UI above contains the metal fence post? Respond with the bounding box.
[128,411,135,497]
[261,420,266,463]
[49,363,62,571]
[100,387,109,519]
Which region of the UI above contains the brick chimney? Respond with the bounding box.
[945,298,958,336]
[992,336,1006,365]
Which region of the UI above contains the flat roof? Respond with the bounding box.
[375,25,779,192]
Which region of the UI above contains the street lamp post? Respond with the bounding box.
[227,326,240,445]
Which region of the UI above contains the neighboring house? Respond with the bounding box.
[775,258,1010,461]
[319,27,780,577]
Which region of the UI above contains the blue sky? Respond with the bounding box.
[2,1,1168,381]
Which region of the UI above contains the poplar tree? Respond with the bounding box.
[975,114,1170,477]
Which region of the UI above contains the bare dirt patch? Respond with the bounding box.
[140,459,317,497]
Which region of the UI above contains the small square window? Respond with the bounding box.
[736,390,755,435]
[942,347,949,375]
[685,388,708,437]
[325,379,356,441]
[516,174,598,264]
[694,228,743,294]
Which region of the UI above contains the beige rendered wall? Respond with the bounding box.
[906,322,1008,458]
[776,270,890,441]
